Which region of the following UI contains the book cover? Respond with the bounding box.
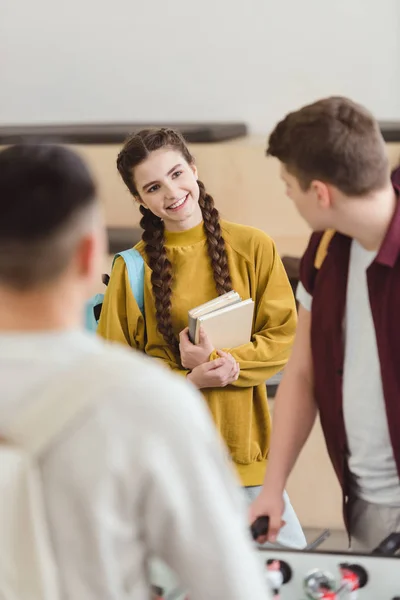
[194,298,255,348]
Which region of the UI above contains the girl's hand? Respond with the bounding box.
[187,355,240,389]
[179,327,215,370]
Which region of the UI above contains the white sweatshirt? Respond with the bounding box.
[0,330,270,600]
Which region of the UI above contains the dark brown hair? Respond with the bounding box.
[117,128,232,357]
[0,144,96,290]
[267,96,389,196]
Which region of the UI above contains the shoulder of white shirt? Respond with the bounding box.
[296,281,312,311]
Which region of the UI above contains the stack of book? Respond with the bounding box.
[188,291,254,348]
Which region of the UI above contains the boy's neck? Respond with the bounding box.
[335,185,397,252]
[0,281,83,333]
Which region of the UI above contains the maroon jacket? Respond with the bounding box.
[300,171,400,527]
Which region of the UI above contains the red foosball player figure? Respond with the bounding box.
[319,589,337,600]
[340,566,359,599]
[339,562,368,599]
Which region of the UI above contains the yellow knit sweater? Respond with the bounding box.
[97,220,297,486]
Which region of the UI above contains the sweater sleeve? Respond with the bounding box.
[211,236,297,388]
[97,257,190,376]
[97,256,145,350]
[152,353,190,378]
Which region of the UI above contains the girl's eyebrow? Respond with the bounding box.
[142,163,183,191]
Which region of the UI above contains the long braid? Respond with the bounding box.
[198,180,233,296]
[116,128,232,359]
[139,205,180,357]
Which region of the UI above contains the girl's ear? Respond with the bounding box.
[134,193,147,209]
[190,162,198,179]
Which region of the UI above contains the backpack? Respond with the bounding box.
[0,363,101,600]
[85,249,145,331]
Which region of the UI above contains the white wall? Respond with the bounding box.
[1,0,399,133]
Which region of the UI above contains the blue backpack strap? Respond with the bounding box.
[84,293,105,331]
[113,248,145,314]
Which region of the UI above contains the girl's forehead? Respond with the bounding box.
[134,148,185,183]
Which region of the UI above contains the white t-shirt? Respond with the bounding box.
[0,330,270,600]
[297,239,400,506]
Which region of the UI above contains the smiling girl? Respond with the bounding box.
[97,128,305,547]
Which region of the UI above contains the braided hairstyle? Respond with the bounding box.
[116,128,232,358]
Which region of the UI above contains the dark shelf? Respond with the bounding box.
[379,122,400,143]
[1,121,399,144]
[0,122,248,145]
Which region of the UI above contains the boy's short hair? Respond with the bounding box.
[267,96,389,196]
[0,144,96,289]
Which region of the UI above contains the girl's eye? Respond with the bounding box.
[148,184,160,193]
[172,171,182,179]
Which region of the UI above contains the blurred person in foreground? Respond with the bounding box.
[0,143,270,599]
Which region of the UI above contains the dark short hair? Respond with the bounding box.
[267,96,389,196]
[0,144,96,289]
